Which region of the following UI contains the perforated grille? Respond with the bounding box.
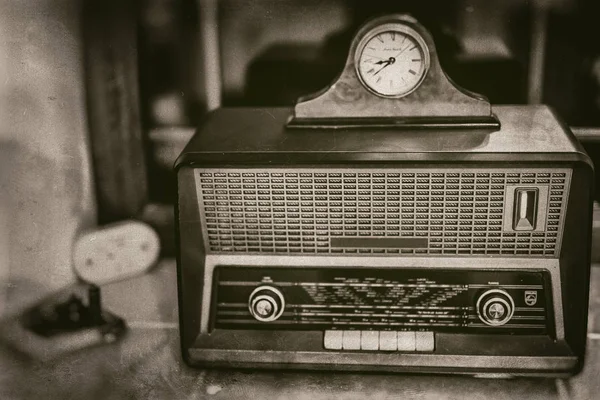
[196,168,570,257]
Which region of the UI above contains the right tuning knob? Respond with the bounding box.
[476,289,515,326]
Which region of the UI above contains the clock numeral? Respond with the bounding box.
[377,35,384,43]
[391,32,395,41]
[411,59,421,62]
[367,68,375,74]
[376,76,382,83]
[409,69,417,75]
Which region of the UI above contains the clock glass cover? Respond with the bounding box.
[356,26,429,97]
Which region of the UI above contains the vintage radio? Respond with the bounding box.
[175,15,594,376]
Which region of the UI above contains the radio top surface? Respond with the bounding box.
[176,105,585,162]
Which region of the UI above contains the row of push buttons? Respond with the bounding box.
[324,330,435,352]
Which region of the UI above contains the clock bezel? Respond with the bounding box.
[354,22,431,98]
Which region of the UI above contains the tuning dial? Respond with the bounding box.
[248,286,285,322]
[476,289,515,326]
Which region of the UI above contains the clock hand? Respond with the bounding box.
[373,62,391,75]
[373,57,395,75]
[394,44,412,58]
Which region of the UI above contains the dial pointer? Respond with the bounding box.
[374,57,395,75]
[394,44,412,59]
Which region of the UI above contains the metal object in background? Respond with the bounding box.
[527,3,549,104]
[197,0,222,111]
[572,128,600,142]
[0,284,126,361]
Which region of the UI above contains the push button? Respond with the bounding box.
[415,331,435,351]
[323,330,343,350]
[342,330,361,350]
[397,331,416,351]
[360,331,379,350]
[379,331,397,351]
[323,330,435,352]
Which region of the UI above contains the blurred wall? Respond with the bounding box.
[0,0,96,311]
[219,0,350,99]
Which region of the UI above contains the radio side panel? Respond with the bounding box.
[559,158,594,372]
[176,167,206,363]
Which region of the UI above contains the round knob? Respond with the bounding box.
[476,289,515,326]
[248,286,285,322]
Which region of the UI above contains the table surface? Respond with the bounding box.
[1,259,600,400]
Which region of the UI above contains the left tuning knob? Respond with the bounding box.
[248,286,285,322]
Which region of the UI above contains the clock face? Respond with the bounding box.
[356,28,429,97]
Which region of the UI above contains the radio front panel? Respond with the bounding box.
[214,267,551,335]
[195,167,571,257]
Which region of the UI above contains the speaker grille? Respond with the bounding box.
[196,168,570,257]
